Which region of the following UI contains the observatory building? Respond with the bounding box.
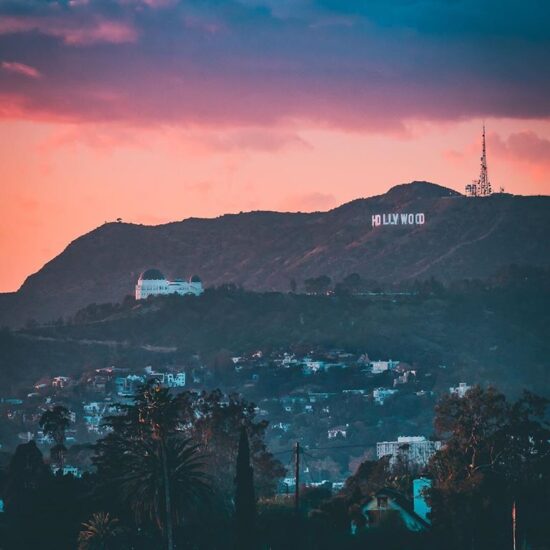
[135,269,203,300]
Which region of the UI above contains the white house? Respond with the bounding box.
[115,374,145,397]
[272,422,291,432]
[328,425,348,439]
[144,367,186,388]
[372,388,398,405]
[450,382,472,398]
[377,436,442,467]
[52,465,83,478]
[135,269,203,300]
[302,358,325,374]
[52,376,71,388]
[83,401,118,432]
[371,360,399,374]
[393,370,416,387]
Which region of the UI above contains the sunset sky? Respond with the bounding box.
[1,0,549,292]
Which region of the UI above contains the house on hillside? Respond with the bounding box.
[370,360,399,374]
[115,374,145,397]
[373,387,398,405]
[52,376,71,389]
[450,382,471,398]
[328,425,348,439]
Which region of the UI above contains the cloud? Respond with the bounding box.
[1,61,41,78]
[202,128,311,152]
[0,13,137,45]
[489,131,550,166]
[0,0,548,130]
[279,192,337,212]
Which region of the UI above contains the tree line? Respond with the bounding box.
[0,386,549,549]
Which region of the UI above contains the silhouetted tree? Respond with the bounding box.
[304,275,332,295]
[429,387,550,550]
[235,426,257,550]
[94,382,211,550]
[78,512,124,550]
[289,278,297,293]
[39,405,71,468]
[3,441,53,548]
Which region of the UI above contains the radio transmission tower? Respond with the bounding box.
[465,124,492,197]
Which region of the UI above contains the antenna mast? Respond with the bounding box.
[465,124,493,197]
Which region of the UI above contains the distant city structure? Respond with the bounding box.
[377,436,442,467]
[465,125,493,197]
[449,382,472,398]
[135,268,203,300]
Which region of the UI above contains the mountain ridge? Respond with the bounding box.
[1,181,549,327]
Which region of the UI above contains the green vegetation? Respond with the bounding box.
[6,267,548,397]
[1,386,548,549]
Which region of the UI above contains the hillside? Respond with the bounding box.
[1,181,549,326]
[3,275,548,396]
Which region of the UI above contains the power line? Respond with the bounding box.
[272,441,374,456]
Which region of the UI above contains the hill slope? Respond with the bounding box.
[7,278,550,397]
[1,181,549,326]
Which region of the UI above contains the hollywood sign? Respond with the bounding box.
[372,213,425,227]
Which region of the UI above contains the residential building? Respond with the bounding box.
[353,486,430,534]
[115,374,145,396]
[393,370,416,387]
[377,436,442,467]
[135,269,203,300]
[52,376,71,388]
[328,425,348,439]
[371,360,399,374]
[450,382,472,398]
[373,388,398,405]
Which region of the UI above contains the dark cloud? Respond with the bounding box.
[0,0,548,129]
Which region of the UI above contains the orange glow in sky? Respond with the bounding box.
[1,117,549,292]
[1,1,549,292]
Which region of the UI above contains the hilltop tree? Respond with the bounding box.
[335,273,364,295]
[304,275,332,295]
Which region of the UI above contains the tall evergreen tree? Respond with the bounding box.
[39,405,71,468]
[234,426,257,550]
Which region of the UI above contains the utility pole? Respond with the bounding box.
[294,442,300,514]
[512,500,517,550]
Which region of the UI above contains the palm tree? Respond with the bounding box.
[96,381,211,550]
[116,435,210,547]
[78,512,122,550]
[39,405,71,469]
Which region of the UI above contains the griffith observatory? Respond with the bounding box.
[135,269,204,300]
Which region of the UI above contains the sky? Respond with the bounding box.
[0,0,549,292]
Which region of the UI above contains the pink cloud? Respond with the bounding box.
[0,16,137,45]
[486,130,550,185]
[279,192,337,212]
[489,131,550,166]
[1,61,41,79]
[202,128,311,153]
